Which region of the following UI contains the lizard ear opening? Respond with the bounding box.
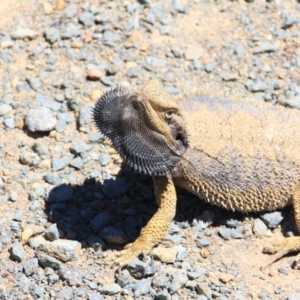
[93,87,185,175]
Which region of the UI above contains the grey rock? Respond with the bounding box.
[218,228,232,240]
[87,235,105,251]
[145,56,167,67]
[61,26,81,39]
[99,226,127,244]
[57,267,83,286]
[44,27,60,44]
[45,224,60,241]
[234,44,245,56]
[260,211,283,229]
[281,96,300,110]
[25,107,57,132]
[23,258,38,276]
[172,0,186,13]
[57,288,73,300]
[52,154,74,171]
[187,269,206,280]
[87,293,103,300]
[116,270,132,287]
[55,119,67,133]
[78,12,95,27]
[195,280,211,297]
[20,151,39,166]
[197,239,211,248]
[13,210,23,221]
[184,46,204,61]
[221,72,239,82]
[36,94,61,111]
[169,271,189,294]
[133,278,152,297]
[128,257,157,279]
[88,132,105,143]
[102,177,128,198]
[47,184,74,203]
[44,173,61,185]
[69,157,84,169]
[205,62,216,73]
[99,153,111,166]
[70,141,92,155]
[78,104,93,128]
[11,28,38,40]
[103,31,119,45]
[100,76,115,86]
[0,104,12,116]
[10,242,24,262]
[38,239,81,262]
[156,289,171,300]
[246,80,268,92]
[254,41,277,54]
[4,118,14,129]
[281,14,298,30]
[35,251,62,270]
[90,212,110,232]
[48,273,59,284]
[253,218,268,237]
[99,283,122,295]
[278,266,289,275]
[287,292,300,300]
[27,78,42,90]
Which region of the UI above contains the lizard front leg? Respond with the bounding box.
[262,183,300,270]
[116,175,177,267]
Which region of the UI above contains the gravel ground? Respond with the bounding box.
[1,0,300,299]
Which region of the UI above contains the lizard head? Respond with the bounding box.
[93,80,188,175]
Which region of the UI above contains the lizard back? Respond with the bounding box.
[174,94,300,212]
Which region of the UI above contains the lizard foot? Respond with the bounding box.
[116,239,154,268]
[261,237,300,271]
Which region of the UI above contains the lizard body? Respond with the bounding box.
[93,80,300,269]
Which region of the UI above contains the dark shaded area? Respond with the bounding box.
[45,169,295,254]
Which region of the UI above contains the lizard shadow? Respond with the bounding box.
[44,170,296,256]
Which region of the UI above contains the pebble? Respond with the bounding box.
[45,224,60,241]
[47,184,74,203]
[133,278,152,297]
[0,104,12,116]
[116,270,132,287]
[152,247,177,263]
[25,107,57,132]
[37,238,81,262]
[169,271,189,294]
[52,154,74,171]
[23,258,38,276]
[90,212,110,232]
[57,267,83,286]
[35,251,62,270]
[11,28,38,40]
[87,69,103,80]
[99,283,122,295]
[128,257,156,279]
[44,173,61,185]
[10,242,24,262]
[253,41,277,54]
[252,218,268,237]
[281,14,298,29]
[246,79,268,92]
[260,211,283,229]
[99,226,127,244]
[78,12,95,27]
[184,46,204,61]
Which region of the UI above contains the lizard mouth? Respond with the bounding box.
[93,87,188,176]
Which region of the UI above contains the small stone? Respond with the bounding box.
[200,247,210,258]
[52,154,74,171]
[116,270,132,287]
[70,141,91,155]
[69,157,84,169]
[90,90,102,102]
[99,153,111,166]
[45,224,60,241]
[254,41,277,54]
[78,12,95,27]
[11,28,38,40]
[4,118,14,129]
[221,72,239,82]
[10,242,24,262]
[287,292,300,300]
[12,210,23,221]
[21,225,45,243]
[57,288,73,300]
[0,104,12,116]
[278,266,289,275]
[38,239,81,262]
[57,267,83,286]
[260,211,284,229]
[152,247,177,263]
[169,271,189,294]
[205,62,216,73]
[27,78,42,90]
[280,96,300,110]
[47,184,74,203]
[184,46,204,61]
[43,2,53,14]
[35,251,61,270]
[23,258,38,276]
[44,27,60,44]
[133,278,152,297]
[20,152,39,166]
[87,69,102,80]
[218,228,232,240]
[156,289,171,300]
[246,80,268,92]
[44,173,61,185]
[281,14,298,30]
[253,218,268,237]
[128,257,157,279]
[90,212,110,232]
[195,280,211,297]
[25,107,57,132]
[9,191,18,202]
[99,226,127,244]
[56,0,65,10]
[99,283,122,295]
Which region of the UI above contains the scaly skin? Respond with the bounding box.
[93,80,300,269]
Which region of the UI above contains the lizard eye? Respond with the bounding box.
[165,110,174,119]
